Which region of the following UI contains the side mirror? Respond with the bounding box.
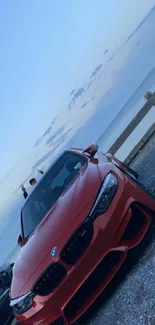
[83,144,99,158]
[18,235,23,247]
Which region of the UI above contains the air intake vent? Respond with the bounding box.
[33,263,67,296]
[60,219,93,265]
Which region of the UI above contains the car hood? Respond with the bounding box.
[11,162,101,298]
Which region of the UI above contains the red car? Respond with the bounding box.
[10,145,155,325]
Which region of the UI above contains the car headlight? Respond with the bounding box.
[10,291,35,315]
[89,173,118,220]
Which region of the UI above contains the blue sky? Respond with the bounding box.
[0,0,154,209]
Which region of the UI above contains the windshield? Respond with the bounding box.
[21,151,87,239]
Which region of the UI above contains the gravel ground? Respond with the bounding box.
[12,134,155,325]
[79,133,155,325]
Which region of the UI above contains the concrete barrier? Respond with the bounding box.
[108,92,155,155]
[124,122,155,164]
[97,91,155,164]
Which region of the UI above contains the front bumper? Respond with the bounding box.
[15,171,154,325]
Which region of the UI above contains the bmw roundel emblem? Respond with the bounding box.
[51,247,57,257]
